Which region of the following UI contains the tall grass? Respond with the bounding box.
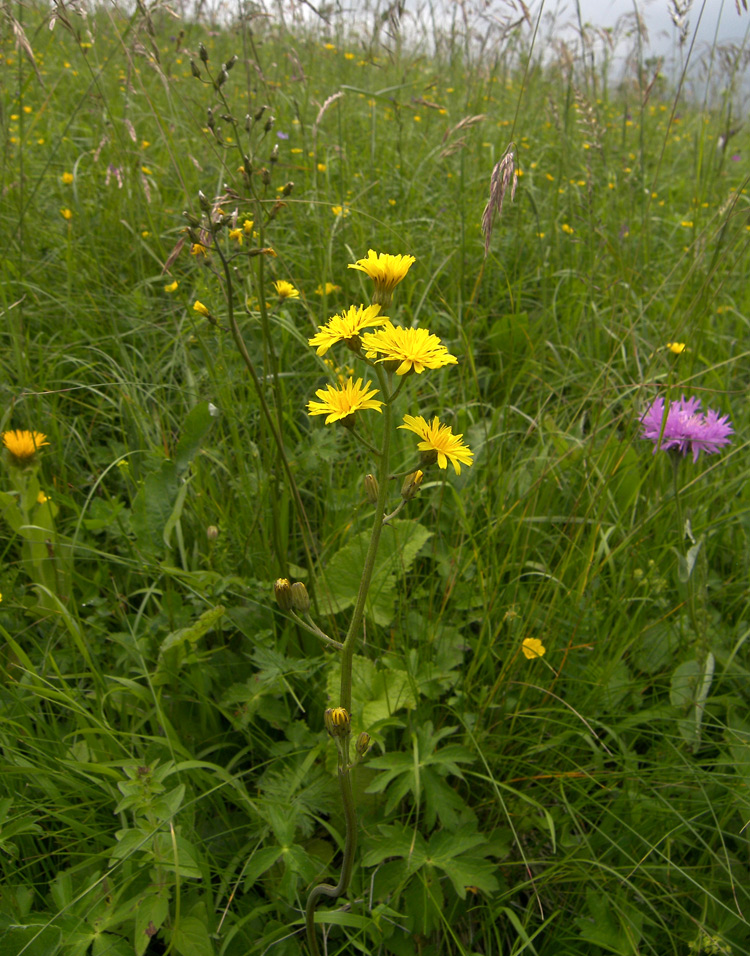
[1,1,750,954]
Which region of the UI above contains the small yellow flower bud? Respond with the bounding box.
[400,470,423,500]
[324,707,351,737]
[355,732,371,757]
[274,578,293,611]
[193,300,210,317]
[364,474,379,504]
[290,581,310,613]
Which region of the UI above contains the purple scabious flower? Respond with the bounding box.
[640,395,733,463]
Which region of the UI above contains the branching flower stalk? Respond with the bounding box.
[269,250,473,954]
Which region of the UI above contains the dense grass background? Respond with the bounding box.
[1,1,750,954]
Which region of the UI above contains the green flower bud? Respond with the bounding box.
[290,581,310,613]
[355,732,371,757]
[401,470,423,500]
[364,474,379,504]
[324,707,351,737]
[274,578,293,611]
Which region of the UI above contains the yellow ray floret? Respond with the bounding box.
[361,322,458,375]
[348,249,415,293]
[308,304,388,356]
[273,280,300,299]
[2,429,50,462]
[308,378,384,425]
[399,415,473,474]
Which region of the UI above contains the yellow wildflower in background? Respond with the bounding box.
[191,243,208,257]
[2,429,50,465]
[348,250,415,305]
[164,280,179,293]
[399,415,473,475]
[228,227,243,244]
[308,378,383,425]
[242,219,254,234]
[315,282,341,295]
[361,323,457,375]
[193,300,210,317]
[37,491,49,504]
[61,172,74,184]
[667,342,686,354]
[309,304,388,355]
[273,280,300,300]
[522,637,546,659]
[60,208,73,220]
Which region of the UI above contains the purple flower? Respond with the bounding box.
[640,395,733,463]
[276,131,289,140]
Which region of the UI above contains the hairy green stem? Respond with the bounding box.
[305,363,394,953]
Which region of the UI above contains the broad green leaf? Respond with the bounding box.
[159,605,226,658]
[317,519,432,626]
[130,460,178,556]
[153,833,202,879]
[134,888,170,956]
[175,401,216,475]
[0,924,62,956]
[242,845,284,890]
[169,916,214,956]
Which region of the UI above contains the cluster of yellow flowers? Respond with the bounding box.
[305,250,473,475]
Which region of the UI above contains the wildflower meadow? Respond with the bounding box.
[2,1,750,954]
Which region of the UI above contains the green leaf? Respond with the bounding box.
[152,833,202,878]
[242,845,284,890]
[159,606,226,658]
[134,888,170,956]
[169,916,214,956]
[91,933,132,956]
[0,924,62,956]
[317,519,432,626]
[130,460,178,556]
[175,401,216,475]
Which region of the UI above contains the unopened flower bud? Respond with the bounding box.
[264,115,275,133]
[269,144,279,164]
[254,105,267,122]
[274,577,293,610]
[401,470,423,500]
[290,581,310,613]
[216,69,229,88]
[324,707,351,737]
[244,113,251,132]
[198,41,209,63]
[364,474,379,504]
[206,525,219,541]
[190,59,201,79]
[183,210,200,227]
[224,55,238,71]
[355,732,371,757]
[198,189,210,211]
[281,181,294,196]
[261,167,271,185]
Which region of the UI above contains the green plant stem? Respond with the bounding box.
[304,767,357,956]
[305,363,394,954]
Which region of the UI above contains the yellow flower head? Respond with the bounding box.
[228,227,243,244]
[315,282,341,295]
[348,249,415,306]
[193,300,210,317]
[308,304,388,356]
[666,342,686,354]
[522,637,546,660]
[3,429,50,465]
[164,280,179,293]
[242,219,255,234]
[61,172,74,185]
[273,280,300,300]
[37,491,49,504]
[191,242,208,257]
[361,322,458,375]
[60,208,73,220]
[307,377,383,425]
[399,415,473,475]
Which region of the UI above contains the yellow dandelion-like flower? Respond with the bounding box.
[307,377,383,425]
[242,219,254,234]
[273,280,300,300]
[361,322,458,376]
[308,304,388,356]
[315,282,341,295]
[667,342,686,354]
[61,172,74,184]
[399,415,473,475]
[522,637,546,660]
[164,280,179,293]
[331,204,349,217]
[191,242,208,257]
[2,429,50,465]
[193,300,210,317]
[60,208,73,220]
[348,249,415,305]
[228,227,243,244]
[37,491,49,505]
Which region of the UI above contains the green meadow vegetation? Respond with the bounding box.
[2,0,750,953]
